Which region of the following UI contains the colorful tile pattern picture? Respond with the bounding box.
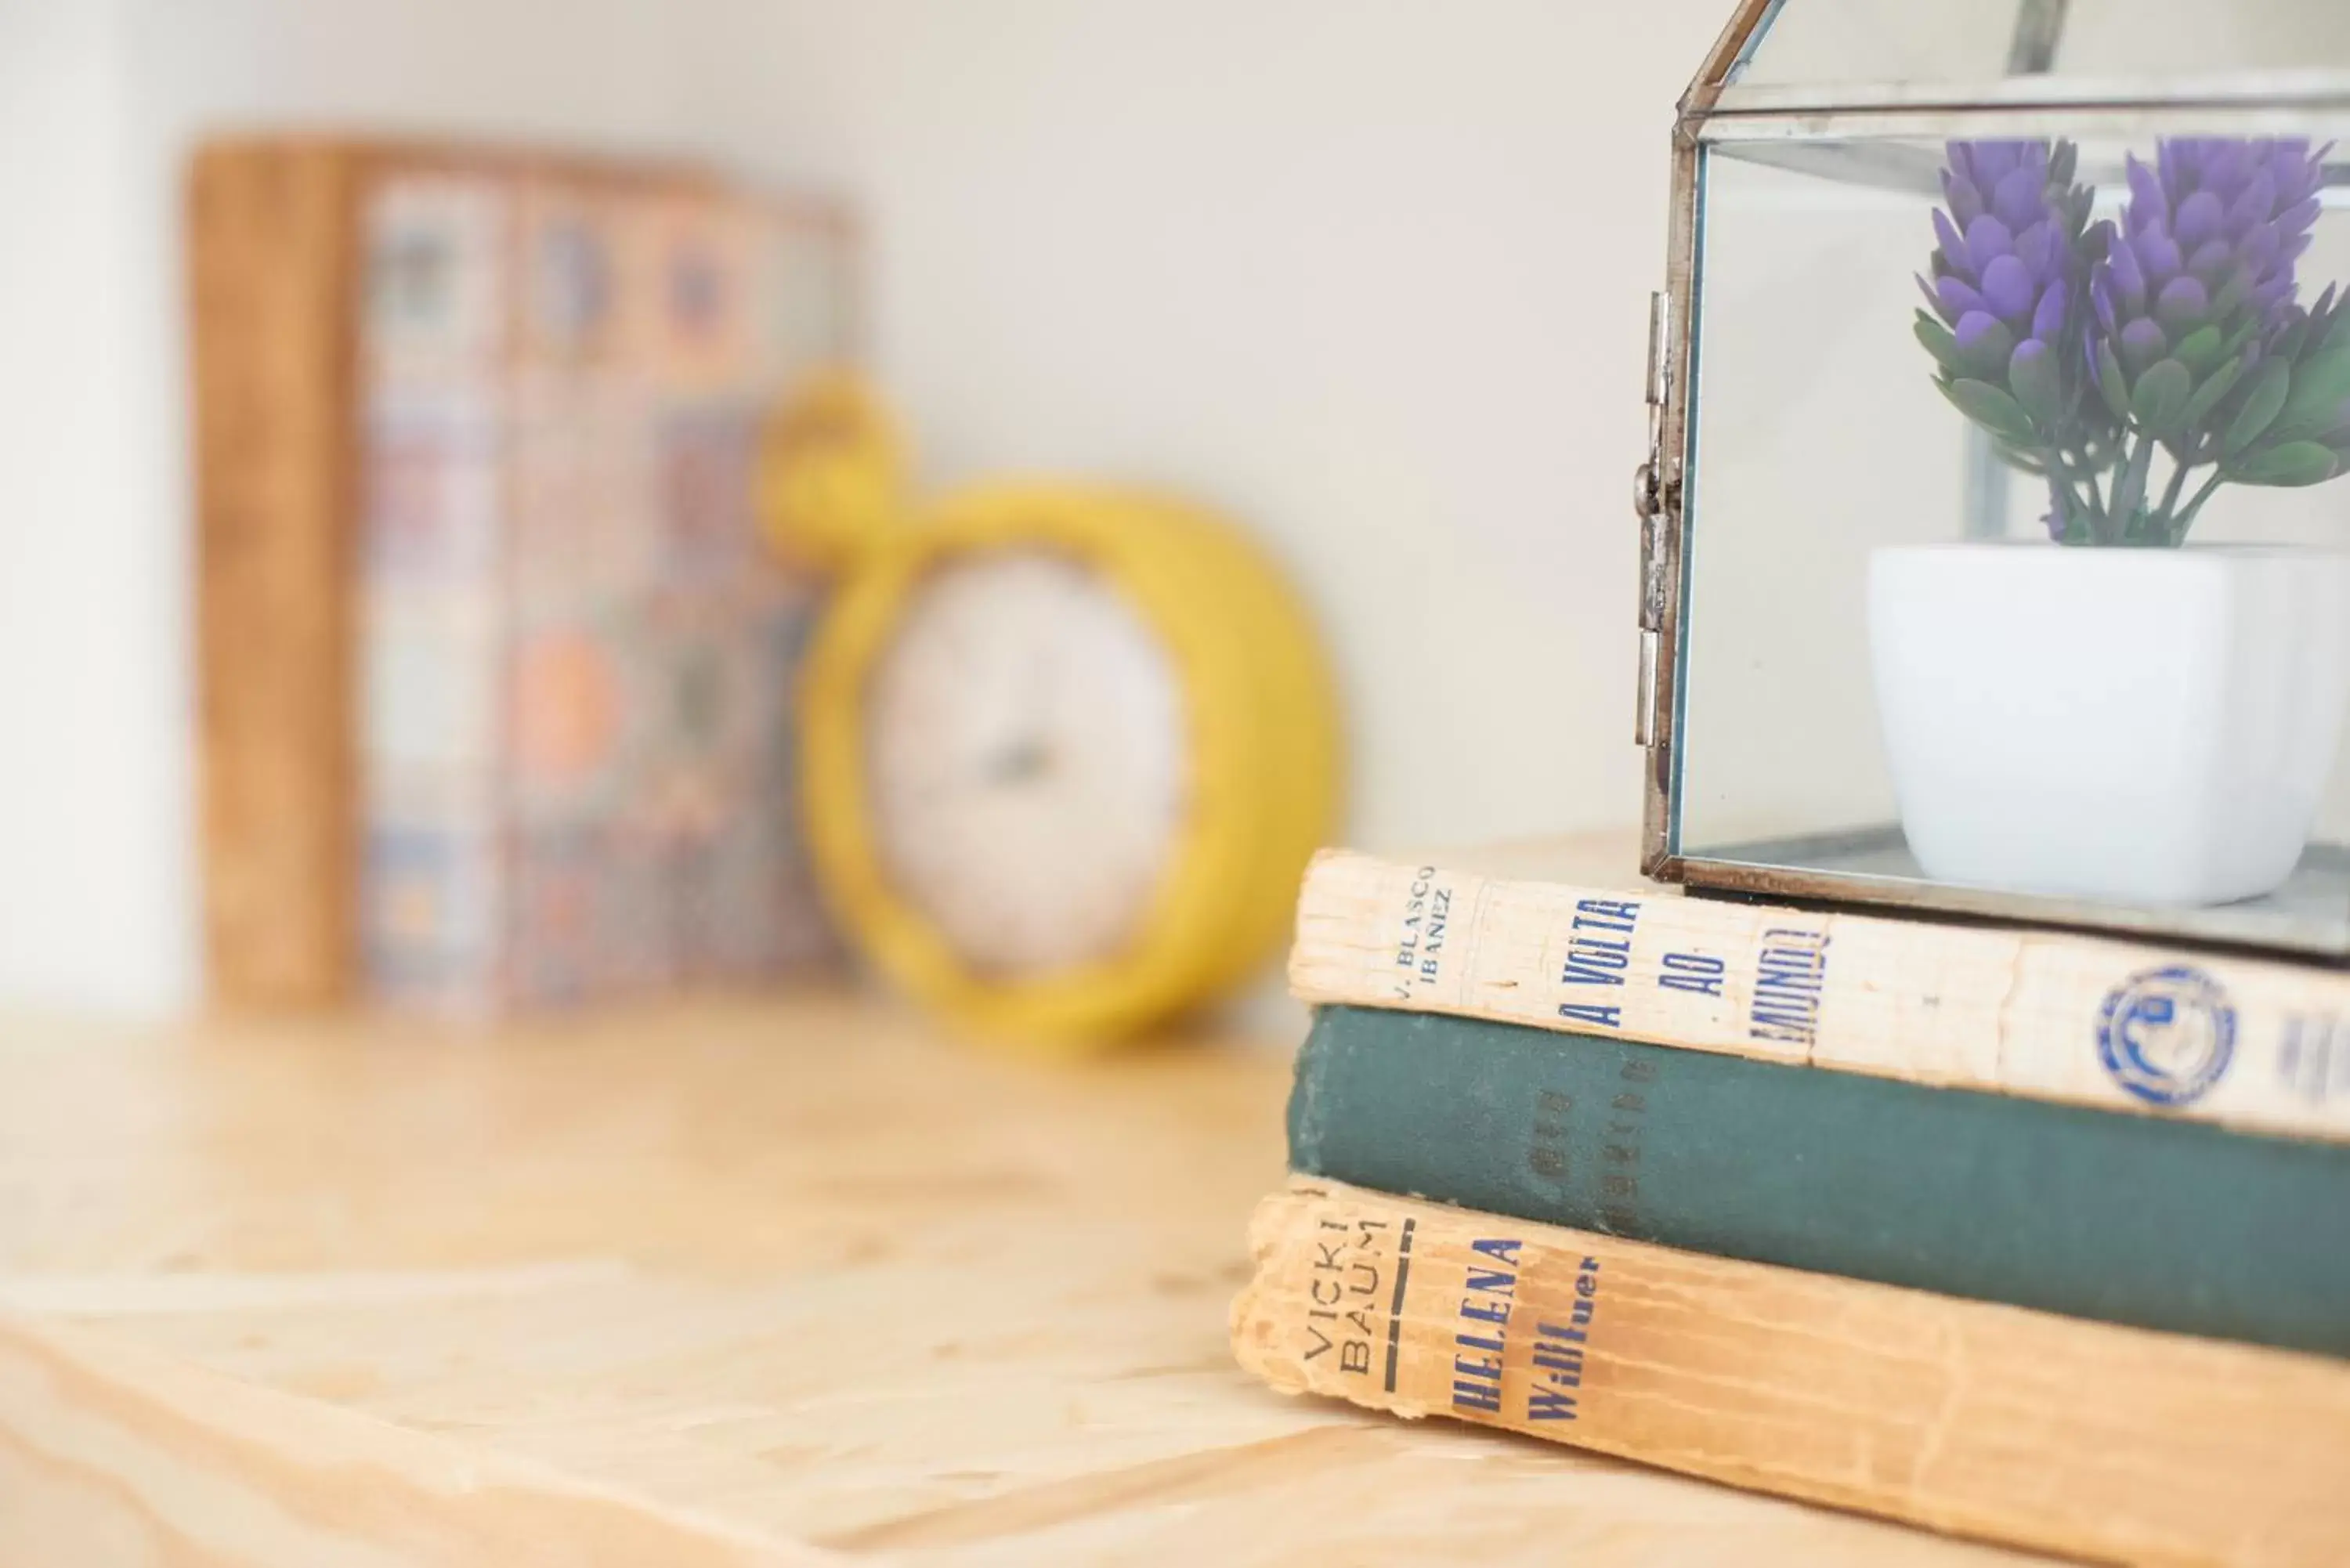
[357,170,849,1014]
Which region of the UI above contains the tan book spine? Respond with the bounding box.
[1288,847,2350,1142]
[189,141,367,1009]
[1231,1176,2350,1567]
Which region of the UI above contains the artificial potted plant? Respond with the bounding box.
[1875,138,2350,905]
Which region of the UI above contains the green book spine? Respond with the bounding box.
[1288,1004,2350,1357]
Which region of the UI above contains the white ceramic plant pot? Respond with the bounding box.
[1867,543,2350,906]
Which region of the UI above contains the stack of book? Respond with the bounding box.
[1230,840,2350,1565]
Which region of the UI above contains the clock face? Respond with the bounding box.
[864,550,1188,979]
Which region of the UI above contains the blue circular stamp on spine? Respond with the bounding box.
[2097,965,2236,1107]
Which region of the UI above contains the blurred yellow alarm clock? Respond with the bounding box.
[760,373,1340,1051]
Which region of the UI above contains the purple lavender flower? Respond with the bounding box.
[2081,139,2350,533]
[1920,142,2092,396]
[1919,136,2350,544]
[2087,140,2324,440]
[1917,140,2107,539]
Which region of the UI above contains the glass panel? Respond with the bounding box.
[1737,0,2350,90]
[1675,114,2350,953]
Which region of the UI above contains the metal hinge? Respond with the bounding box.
[1633,290,1672,747]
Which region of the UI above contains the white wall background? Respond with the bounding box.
[0,0,1724,1014]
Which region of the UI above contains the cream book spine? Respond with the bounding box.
[1287,847,2350,1142]
[1231,1177,2350,1568]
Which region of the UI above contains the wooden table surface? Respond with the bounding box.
[0,992,2044,1566]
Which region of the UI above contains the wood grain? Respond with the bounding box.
[0,990,2042,1564]
[0,1313,830,1566]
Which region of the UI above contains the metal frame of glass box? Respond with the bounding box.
[1634,0,2350,956]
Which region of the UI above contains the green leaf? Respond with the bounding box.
[2181,354,2245,432]
[2277,313,2318,364]
[2269,340,2350,444]
[2061,186,2095,237]
[2225,358,2292,453]
[2006,346,2066,430]
[2095,338,2133,421]
[2214,269,2251,321]
[1958,317,2016,381]
[2313,302,2350,359]
[1994,441,2048,475]
[1938,378,2037,445]
[2227,440,2341,487]
[2174,325,2225,377]
[2130,359,2193,434]
[1914,313,1967,378]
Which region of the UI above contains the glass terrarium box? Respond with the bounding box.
[1638,0,2350,957]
